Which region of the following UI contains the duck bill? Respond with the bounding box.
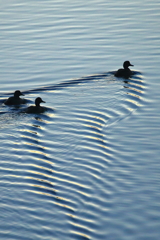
[130,63,134,66]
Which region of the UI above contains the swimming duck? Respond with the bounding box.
[26,97,46,114]
[4,90,26,105]
[114,61,134,78]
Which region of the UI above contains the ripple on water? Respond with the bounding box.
[0,71,146,240]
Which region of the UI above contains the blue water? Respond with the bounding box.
[0,0,160,239]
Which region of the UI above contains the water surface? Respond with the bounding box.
[0,1,160,239]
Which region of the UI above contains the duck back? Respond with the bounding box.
[26,105,45,114]
[4,96,26,105]
[115,68,132,78]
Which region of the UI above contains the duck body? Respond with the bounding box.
[26,97,46,114]
[115,61,134,79]
[4,90,26,105]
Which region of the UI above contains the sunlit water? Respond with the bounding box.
[0,1,160,239]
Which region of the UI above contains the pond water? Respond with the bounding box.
[0,1,160,239]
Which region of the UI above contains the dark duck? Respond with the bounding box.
[4,90,26,105]
[114,61,134,79]
[26,97,46,114]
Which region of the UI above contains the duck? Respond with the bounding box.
[26,97,46,114]
[114,61,134,78]
[4,90,26,105]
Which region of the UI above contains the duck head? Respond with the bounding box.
[123,61,134,69]
[35,97,46,107]
[14,90,24,98]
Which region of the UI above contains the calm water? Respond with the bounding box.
[0,0,160,239]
